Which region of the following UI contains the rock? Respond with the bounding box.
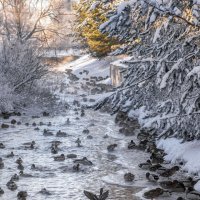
[1,124,9,128]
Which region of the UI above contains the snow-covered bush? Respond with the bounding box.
[0,40,48,112]
[97,0,200,141]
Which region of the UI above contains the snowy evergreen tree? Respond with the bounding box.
[96,0,200,141]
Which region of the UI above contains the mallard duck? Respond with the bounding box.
[34,127,40,131]
[7,151,14,158]
[1,123,9,128]
[180,177,198,188]
[86,135,93,139]
[186,187,200,200]
[73,163,80,172]
[18,163,24,170]
[17,191,27,200]
[137,131,149,141]
[107,144,117,152]
[160,166,179,178]
[11,119,17,124]
[75,138,82,147]
[56,130,67,137]
[159,180,185,192]
[47,122,52,126]
[54,154,65,161]
[124,172,135,182]
[17,121,22,125]
[138,160,152,170]
[0,158,4,169]
[150,152,164,164]
[19,171,33,178]
[16,157,23,165]
[11,174,19,181]
[177,197,185,200]
[51,147,58,154]
[138,139,148,150]
[39,122,44,126]
[0,187,4,195]
[43,129,54,136]
[25,123,29,126]
[0,143,5,149]
[67,154,77,159]
[84,188,109,200]
[83,129,90,134]
[149,164,162,172]
[156,166,168,174]
[74,157,93,166]
[32,122,37,126]
[146,172,159,182]
[7,180,17,191]
[143,188,171,199]
[128,140,136,149]
[39,188,51,195]
[103,134,109,139]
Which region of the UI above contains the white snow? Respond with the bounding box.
[187,66,200,79]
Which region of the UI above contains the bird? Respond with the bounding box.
[75,138,82,147]
[84,188,109,200]
[11,174,19,181]
[16,158,23,165]
[107,144,117,152]
[186,187,200,200]
[56,130,67,137]
[0,143,5,149]
[0,187,4,195]
[159,180,185,192]
[128,140,136,149]
[74,157,93,166]
[54,154,65,161]
[0,158,4,169]
[138,160,152,170]
[73,163,80,172]
[7,180,17,191]
[143,188,171,199]
[17,191,27,200]
[6,151,14,158]
[83,129,90,134]
[39,188,51,195]
[146,172,159,182]
[124,172,135,182]
[19,171,33,178]
[17,163,24,170]
[160,166,179,178]
[149,164,162,172]
[43,129,54,136]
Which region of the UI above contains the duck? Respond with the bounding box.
[81,110,85,117]
[146,172,159,182]
[32,122,37,126]
[186,187,200,200]
[39,122,44,126]
[138,139,148,150]
[66,118,70,124]
[107,144,117,152]
[18,163,24,170]
[180,177,198,188]
[83,129,90,134]
[47,122,52,126]
[160,166,179,178]
[54,154,65,161]
[149,164,163,172]
[74,157,93,166]
[7,180,17,191]
[11,119,17,124]
[0,143,5,149]
[150,152,164,164]
[177,197,185,200]
[39,188,51,195]
[0,187,4,195]
[159,180,185,192]
[34,127,40,131]
[137,131,149,141]
[128,140,136,149]
[19,170,33,178]
[87,135,93,139]
[156,166,168,174]
[51,147,58,154]
[6,151,14,158]
[23,141,35,146]
[124,172,135,182]
[56,130,67,137]
[67,154,77,159]
[84,188,109,200]
[17,191,27,200]
[16,157,23,165]
[11,174,19,181]
[0,158,4,169]
[75,138,82,147]
[73,163,80,172]
[103,134,109,139]
[138,160,152,170]
[143,188,171,199]
[43,129,54,136]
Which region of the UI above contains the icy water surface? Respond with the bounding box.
[0,109,149,200]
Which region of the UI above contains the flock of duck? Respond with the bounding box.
[1,107,200,200]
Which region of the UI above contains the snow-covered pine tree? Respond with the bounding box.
[97,0,200,141]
